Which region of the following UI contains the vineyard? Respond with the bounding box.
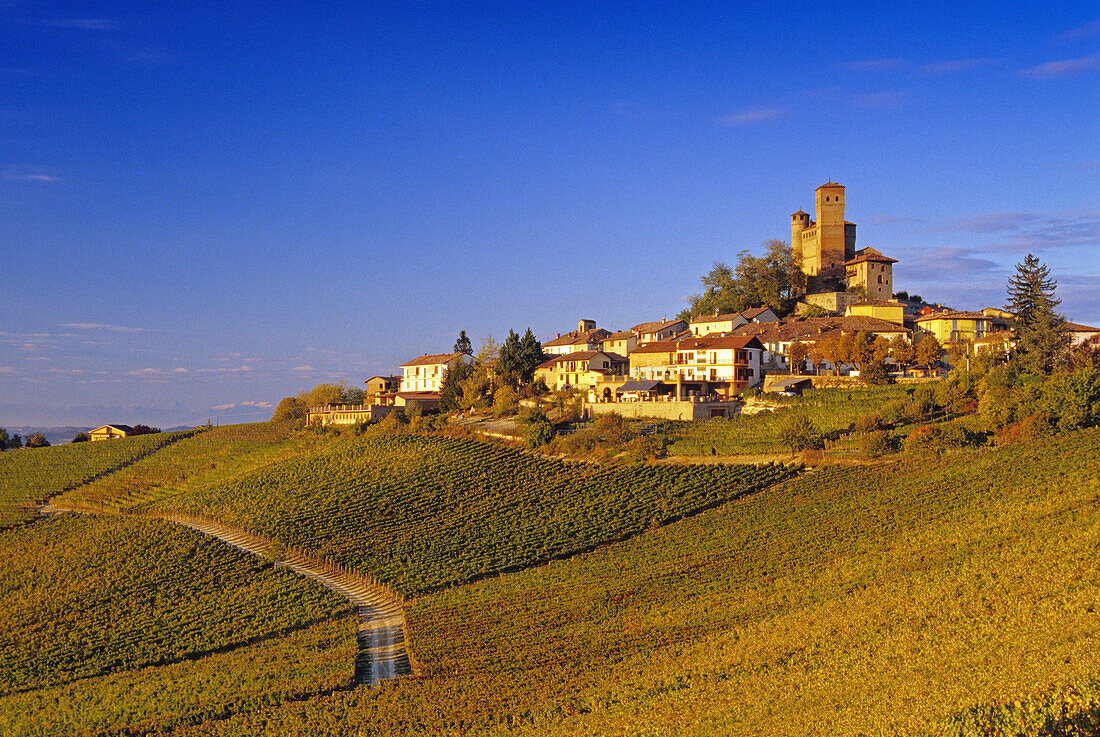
[57,422,307,511]
[152,433,797,595]
[0,429,196,527]
[664,384,912,456]
[137,427,1099,736]
[0,514,352,695]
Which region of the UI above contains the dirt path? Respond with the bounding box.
[159,513,412,687]
[42,504,411,686]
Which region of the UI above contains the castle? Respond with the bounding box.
[791,182,894,302]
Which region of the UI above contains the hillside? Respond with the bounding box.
[1,417,1097,735]
[141,432,796,594]
[0,429,196,527]
[153,428,1100,735]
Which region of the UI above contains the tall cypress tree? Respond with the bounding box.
[1006,253,1067,375]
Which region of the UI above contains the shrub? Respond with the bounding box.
[71,432,90,443]
[904,424,939,454]
[880,399,908,425]
[994,414,1051,447]
[859,361,891,385]
[25,433,49,448]
[853,413,884,434]
[520,411,554,448]
[860,430,891,458]
[777,415,823,454]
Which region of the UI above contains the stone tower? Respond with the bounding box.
[790,183,857,282]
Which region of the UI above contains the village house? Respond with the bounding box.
[363,375,401,406]
[845,299,906,326]
[533,350,627,392]
[688,307,779,337]
[915,311,994,344]
[1066,322,1100,348]
[627,335,764,398]
[89,424,133,441]
[631,318,687,345]
[844,248,897,301]
[600,330,639,356]
[399,352,472,393]
[307,403,391,426]
[543,319,612,356]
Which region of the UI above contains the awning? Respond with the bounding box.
[615,380,665,393]
[764,376,814,391]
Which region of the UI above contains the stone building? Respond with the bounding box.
[790,182,857,282]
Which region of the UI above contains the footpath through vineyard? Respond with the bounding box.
[40,502,412,686]
[157,513,413,687]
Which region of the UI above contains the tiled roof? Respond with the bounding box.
[543,328,611,347]
[1065,322,1100,332]
[95,424,134,433]
[602,330,635,341]
[915,311,990,323]
[849,300,903,307]
[400,352,467,367]
[536,350,627,371]
[628,336,765,353]
[631,319,685,333]
[730,316,910,343]
[844,253,897,266]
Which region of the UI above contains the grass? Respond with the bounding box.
[56,422,309,511]
[0,513,351,696]
[151,427,1100,736]
[145,432,796,595]
[663,384,913,456]
[0,429,195,526]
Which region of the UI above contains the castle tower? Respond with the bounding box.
[790,210,811,269]
[814,183,847,277]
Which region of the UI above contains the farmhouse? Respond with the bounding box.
[400,352,472,393]
[688,307,778,337]
[632,318,687,345]
[534,350,627,392]
[89,424,133,441]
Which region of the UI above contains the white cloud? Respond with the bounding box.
[61,322,145,333]
[1020,54,1100,79]
[920,58,998,75]
[854,91,908,109]
[0,366,14,374]
[212,403,236,411]
[840,58,905,72]
[292,364,315,372]
[718,107,786,126]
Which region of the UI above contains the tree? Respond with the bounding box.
[453,330,473,356]
[26,432,49,448]
[72,432,90,443]
[271,397,306,422]
[890,335,916,367]
[8,434,21,449]
[439,361,473,412]
[788,340,808,374]
[498,328,544,386]
[851,331,875,368]
[517,329,545,384]
[1006,253,1068,375]
[682,240,798,319]
[777,415,823,454]
[0,428,8,451]
[916,334,944,366]
[130,424,160,436]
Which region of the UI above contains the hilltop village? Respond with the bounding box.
[308,183,1100,425]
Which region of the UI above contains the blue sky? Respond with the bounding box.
[2,1,1098,426]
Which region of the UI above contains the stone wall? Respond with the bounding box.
[585,400,738,421]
